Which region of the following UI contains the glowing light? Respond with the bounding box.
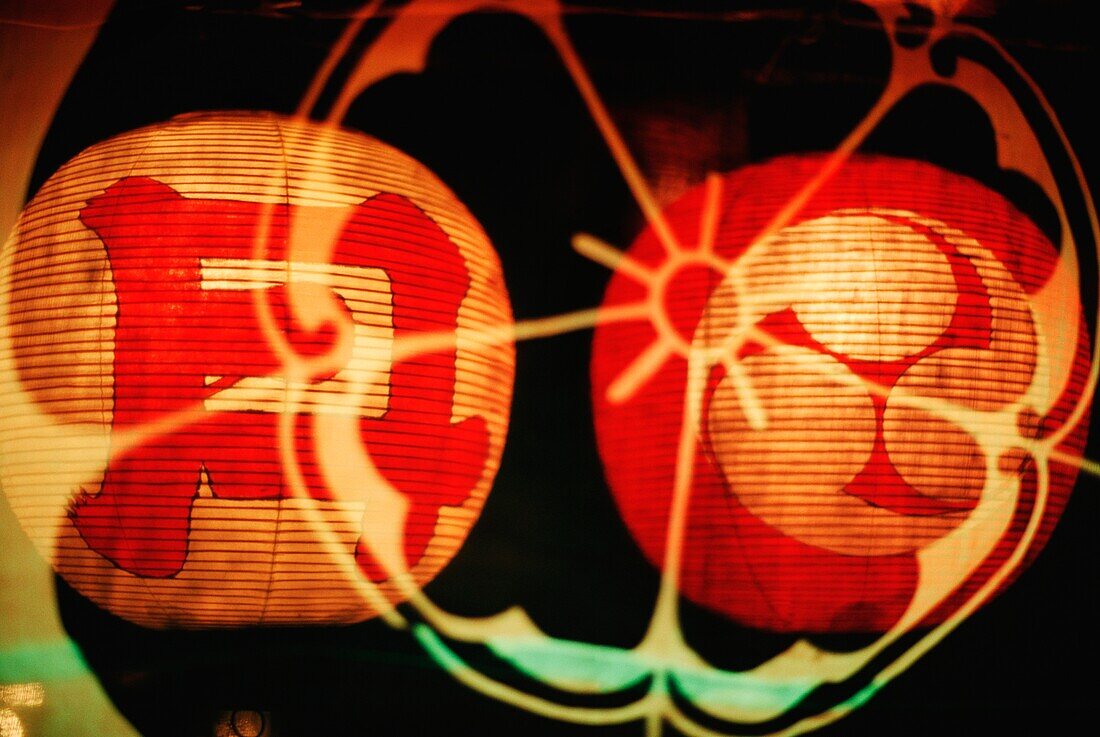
[2,1,1097,735]
[0,710,24,737]
[0,684,43,708]
[592,155,1091,633]
[214,711,269,737]
[313,2,1100,734]
[0,111,514,628]
[0,683,43,737]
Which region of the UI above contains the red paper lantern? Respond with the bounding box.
[0,112,514,628]
[591,154,1091,633]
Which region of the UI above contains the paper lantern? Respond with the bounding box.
[0,111,514,628]
[591,154,1090,633]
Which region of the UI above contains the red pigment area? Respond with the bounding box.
[591,155,1089,633]
[661,262,725,343]
[70,176,489,581]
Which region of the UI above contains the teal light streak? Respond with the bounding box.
[670,668,818,714]
[0,638,90,682]
[412,623,469,675]
[488,636,652,693]
[485,633,821,714]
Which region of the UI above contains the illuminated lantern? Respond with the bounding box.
[0,111,514,628]
[591,154,1090,633]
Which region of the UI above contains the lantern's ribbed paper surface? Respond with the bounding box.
[0,111,514,628]
[591,155,1090,633]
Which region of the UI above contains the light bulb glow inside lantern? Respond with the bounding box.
[0,111,514,628]
[591,154,1091,633]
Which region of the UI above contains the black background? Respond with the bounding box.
[29,1,1099,735]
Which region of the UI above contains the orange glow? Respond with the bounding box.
[591,154,1091,633]
[1,2,1097,734]
[0,112,514,628]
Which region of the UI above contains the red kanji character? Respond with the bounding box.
[71,177,488,580]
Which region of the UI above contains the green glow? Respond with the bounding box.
[0,638,90,682]
[2,3,1089,736]
[840,682,880,711]
[489,633,817,714]
[670,668,817,714]
[412,624,469,675]
[488,636,651,693]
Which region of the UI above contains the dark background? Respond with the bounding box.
[30,1,1099,735]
